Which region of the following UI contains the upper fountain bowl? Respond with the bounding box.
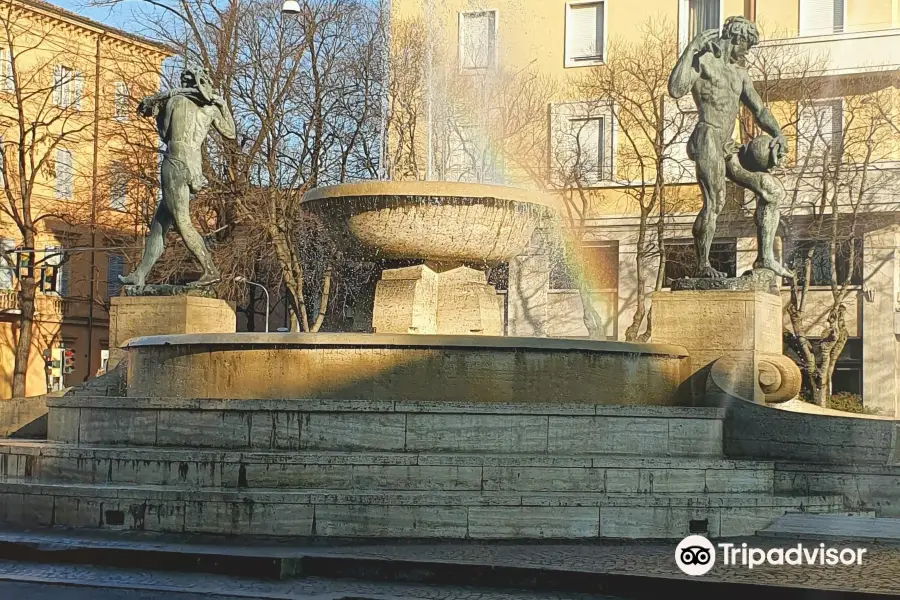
[302,181,557,264]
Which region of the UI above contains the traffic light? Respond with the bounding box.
[16,251,33,280]
[63,348,75,374]
[42,348,52,371]
[38,265,58,293]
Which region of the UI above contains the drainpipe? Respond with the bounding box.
[86,33,103,381]
[744,0,756,21]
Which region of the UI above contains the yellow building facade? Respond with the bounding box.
[387,0,900,413]
[0,0,168,397]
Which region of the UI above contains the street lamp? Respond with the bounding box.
[235,276,270,333]
[281,0,300,14]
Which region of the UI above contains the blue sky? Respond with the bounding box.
[51,0,150,34]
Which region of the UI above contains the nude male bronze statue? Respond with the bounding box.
[668,16,794,279]
[119,63,236,288]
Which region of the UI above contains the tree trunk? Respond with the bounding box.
[624,211,650,341]
[12,275,37,398]
[578,277,603,339]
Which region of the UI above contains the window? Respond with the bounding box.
[688,0,720,41]
[114,82,129,121]
[797,100,842,165]
[784,238,862,287]
[551,100,615,187]
[53,65,83,109]
[55,148,74,198]
[550,242,619,290]
[55,148,73,199]
[43,246,68,296]
[663,239,736,284]
[106,254,124,299]
[109,162,128,211]
[459,10,497,71]
[565,1,605,66]
[785,338,861,396]
[446,123,477,181]
[0,47,12,92]
[572,117,605,183]
[800,0,844,36]
[0,239,14,290]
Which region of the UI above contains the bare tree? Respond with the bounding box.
[748,29,899,407]
[104,0,384,331]
[569,19,694,341]
[0,4,109,395]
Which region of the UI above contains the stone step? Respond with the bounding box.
[47,398,726,456]
[0,443,774,493]
[757,513,900,543]
[0,478,843,539]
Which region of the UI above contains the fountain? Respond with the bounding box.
[302,180,554,335]
[120,180,692,405]
[0,22,861,539]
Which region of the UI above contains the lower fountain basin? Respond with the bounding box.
[124,333,691,405]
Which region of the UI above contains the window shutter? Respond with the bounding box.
[55,148,72,199]
[1,47,11,92]
[567,3,603,61]
[0,239,14,290]
[801,0,843,35]
[107,254,124,298]
[52,65,62,105]
[110,162,128,210]
[73,72,84,110]
[59,261,69,296]
[114,82,129,121]
[796,102,818,160]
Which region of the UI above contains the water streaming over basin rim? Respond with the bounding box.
[122,332,690,358]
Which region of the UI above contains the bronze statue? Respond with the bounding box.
[119,63,236,288]
[668,16,794,279]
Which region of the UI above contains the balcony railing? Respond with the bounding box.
[759,29,900,77]
[0,291,70,318]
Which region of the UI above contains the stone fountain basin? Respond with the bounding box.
[301,181,557,264]
[123,333,691,405]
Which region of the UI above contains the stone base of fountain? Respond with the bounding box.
[373,264,503,335]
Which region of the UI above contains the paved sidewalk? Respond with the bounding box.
[0,529,897,597]
[0,560,608,600]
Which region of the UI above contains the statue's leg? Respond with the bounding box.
[118,201,173,287]
[725,160,794,278]
[166,172,220,287]
[692,126,727,278]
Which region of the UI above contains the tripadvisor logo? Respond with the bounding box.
[675,536,868,575]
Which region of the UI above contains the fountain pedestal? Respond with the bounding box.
[653,285,801,404]
[372,264,502,335]
[108,295,236,369]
